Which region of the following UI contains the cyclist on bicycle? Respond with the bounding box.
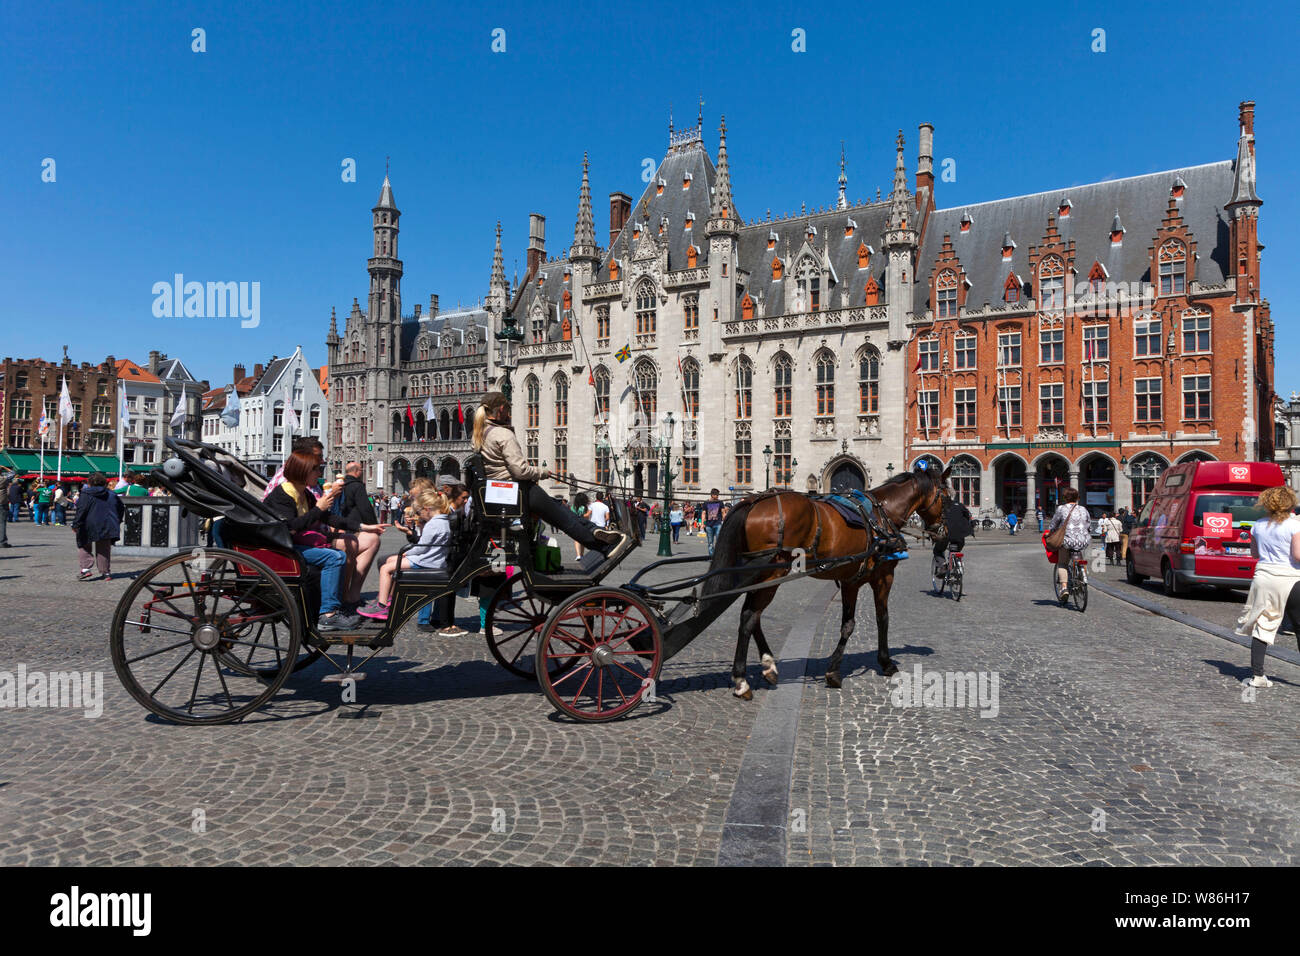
[1046,487,1092,604]
[933,497,974,578]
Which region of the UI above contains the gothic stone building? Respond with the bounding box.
[499,117,919,501]
[905,101,1274,518]
[325,176,494,491]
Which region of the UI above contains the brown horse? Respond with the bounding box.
[662,466,951,696]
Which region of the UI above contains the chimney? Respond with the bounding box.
[147,350,163,374]
[1239,100,1255,137]
[609,192,632,247]
[916,123,934,192]
[414,303,422,318]
[430,293,439,316]
[253,363,265,381]
[526,213,546,274]
[233,364,246,382]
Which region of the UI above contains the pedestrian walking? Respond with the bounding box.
[572,492,590,559]
[1006,510,1018,536]
[632,495,650,539]
[1036,508,1044,534]
[1119,507,1136,563]
[1103,513,1122,565]
[1235,486,1300,688]
[7,478,21,524]
[703,488,725,556]
[35,481,54,525]
[669,504,683,544]
[52,483,68,525]
[72,472,123,580]
[0,468,14,548]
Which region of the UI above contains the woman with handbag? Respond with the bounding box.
[1045,487,1092,605]
[1235,485,1300,688]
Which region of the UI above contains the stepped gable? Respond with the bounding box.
[914,161,1235,313]
[737,199,893,313]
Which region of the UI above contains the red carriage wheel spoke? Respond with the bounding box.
[603,619,650,652]
[549,659,593,689]
[596,669,604,712]
[569,663,596,705]
[610,658,654,682]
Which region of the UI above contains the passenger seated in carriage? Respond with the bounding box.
[357,489,454,620]
[472,391,622,556]
[263,449,360,632]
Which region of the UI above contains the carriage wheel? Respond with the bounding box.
[484,575,571,681]
[535,587,662,723]
[110,548,302,725]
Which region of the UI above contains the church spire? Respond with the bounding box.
[837,141,848,210]
[492,221,506,286]
[710,115,733,221]
[327,306,339,345]
[570,152,599,261]
[377,173,396,209]
[888,130,911,230]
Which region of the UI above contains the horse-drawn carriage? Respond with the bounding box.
[110,439,952,725]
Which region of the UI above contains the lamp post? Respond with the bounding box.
[656,412,677,556]
[886,462,895,480]
[763,444,773,491]
[494,312,523,400]
[789,457,798,490]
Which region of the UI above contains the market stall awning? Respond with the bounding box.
[1,452,51,475]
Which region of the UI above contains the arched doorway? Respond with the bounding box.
[994,455,1027,516]
[1080,455,1116,517]
[414,457,434,481]
[390,458,412,492]
[1035,454,1070,512]
[829,460,865,493]
[947,455,981,508]
[1130,453,1168,513]
[439,456,460,479]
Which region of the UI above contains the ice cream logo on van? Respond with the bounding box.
[1228,465,1250,482]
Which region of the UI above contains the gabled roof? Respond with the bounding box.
[400,308,491,362]
[252,357,292,395]
[157,357,197,383]
[914,160,1236,313]
[115,358,161,384]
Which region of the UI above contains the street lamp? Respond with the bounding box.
[886,462,895,479]
[763,444,773,491]
[656,412,677,556]
[790,457,798,490]
[494,312,523,400]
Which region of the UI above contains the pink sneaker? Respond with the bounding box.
[356,600,390,620]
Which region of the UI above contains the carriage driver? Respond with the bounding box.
[471,392,623,556]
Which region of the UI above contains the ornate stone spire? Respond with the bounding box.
[376,173,396,209]
[710,115,733,220]
[887,130,911,230]
[837,141,848,210]
[327,306,339,345]
[570,153,599,261]
[1227,101,1260,207]
[491,221,506,287]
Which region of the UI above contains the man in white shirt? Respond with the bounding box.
[587,492,610,530]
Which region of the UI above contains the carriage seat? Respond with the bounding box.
[231,543,304,578]
[395,567,450,587]
[463,452,527,522]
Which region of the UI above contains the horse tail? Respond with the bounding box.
[660,498,760,659]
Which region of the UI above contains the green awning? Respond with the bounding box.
[85,455,125,474]
[1,452,50,473]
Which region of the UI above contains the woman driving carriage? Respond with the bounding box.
[263,449,360,631]
[472,391,622,555]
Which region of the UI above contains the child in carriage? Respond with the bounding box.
[357,488,453,620]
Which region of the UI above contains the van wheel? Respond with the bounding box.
[1161,561,1182,597]
[1126,554,1146,585]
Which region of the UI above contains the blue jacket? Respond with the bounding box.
[72,485,123,543]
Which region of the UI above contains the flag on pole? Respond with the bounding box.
[913,354,923,373]
[170,398,186,429]
[119,388,131,431]
[405,405,415,427]
[283,395,300,434]
[587,367,594,387]
[220,389,241,428]
[38,411,51,438]
[615,344,631,363]
[457,400,464,424]
[422,397,434,419]
[58,376,74,422]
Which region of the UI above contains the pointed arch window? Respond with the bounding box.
[417,337,429,361]
[1159,240,1187,295]
[858,348,879,414]
[1088,262,1107,296]
[596,306,610,345]
[553,373,569,428]
[633,360,657,441]
[815,351,835,416]
[741,293,754,321]
[735,356,753,420]
[734,422,752,486]
[594,366,610,421]
[682,358,700,418]
[936,269,958,317]
[683,294,699,333]
[1039,255,1065,309]
[346,378,356,403]
[635,280,657,339]
[357,378,366,403]
[525,375,540,429]
[774,353,793,418]
[774,420,793,488]
[795,256,820,312]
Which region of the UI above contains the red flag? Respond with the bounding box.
[457,400,464,424]
[1083,339,1091,361]
[587,367,594,387]
[406,405,415,427]
[913,354,923,373]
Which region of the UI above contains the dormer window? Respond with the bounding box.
[767,230,777,250]
[563,271,571,283]
[1088,262,1107,295]
[1110,211,1125,244]
[1001,232,1016,260]
[684,212,695,230]
[687,244,698,268]
[633,223,641,239]
[659,217,667,236]
[741,293,754,320]
[845,218,857,237]
[682,172,692,190]
[806,225,817,242]
[609,260,620,281]
[656,176,666,195]
[1003,273,1020,304]
[857,242,870,270]
[1058,197,1072,218]
[772,257,783,280]
[1171,176,1186,199]
[959,211,972,233]
[936,270,958,318]
[864,276,880,306]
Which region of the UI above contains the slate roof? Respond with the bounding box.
[251,357,291,395]
[398,307,491,362]
[913,160,1237,314]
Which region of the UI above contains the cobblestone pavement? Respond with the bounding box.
[2,523,1298,865]
[790,537,1300,865]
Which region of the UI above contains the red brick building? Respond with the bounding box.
[905,101,1273,518]
[1,349,121,477]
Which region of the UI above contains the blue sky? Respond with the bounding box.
[2,0,1296,395]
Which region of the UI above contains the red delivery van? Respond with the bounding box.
[1125,460,1284,596]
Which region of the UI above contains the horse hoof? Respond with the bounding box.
[761,653,778,685]
[881,662,898,677]
[733,678,753,701]
[825,673,842,689]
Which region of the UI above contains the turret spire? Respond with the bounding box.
[491,221,506,289]
[570,152,598,260]
[888,130,910,230]
[710,115,733,220]
[377,173,396,209]
[837,141,848,210]
[1228,100,1260,207]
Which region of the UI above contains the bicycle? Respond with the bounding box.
[1053,551,1088,611]
[931,545,964,601]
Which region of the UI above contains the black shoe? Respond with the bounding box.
[0,542,11,548]
[592,528,623,551]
